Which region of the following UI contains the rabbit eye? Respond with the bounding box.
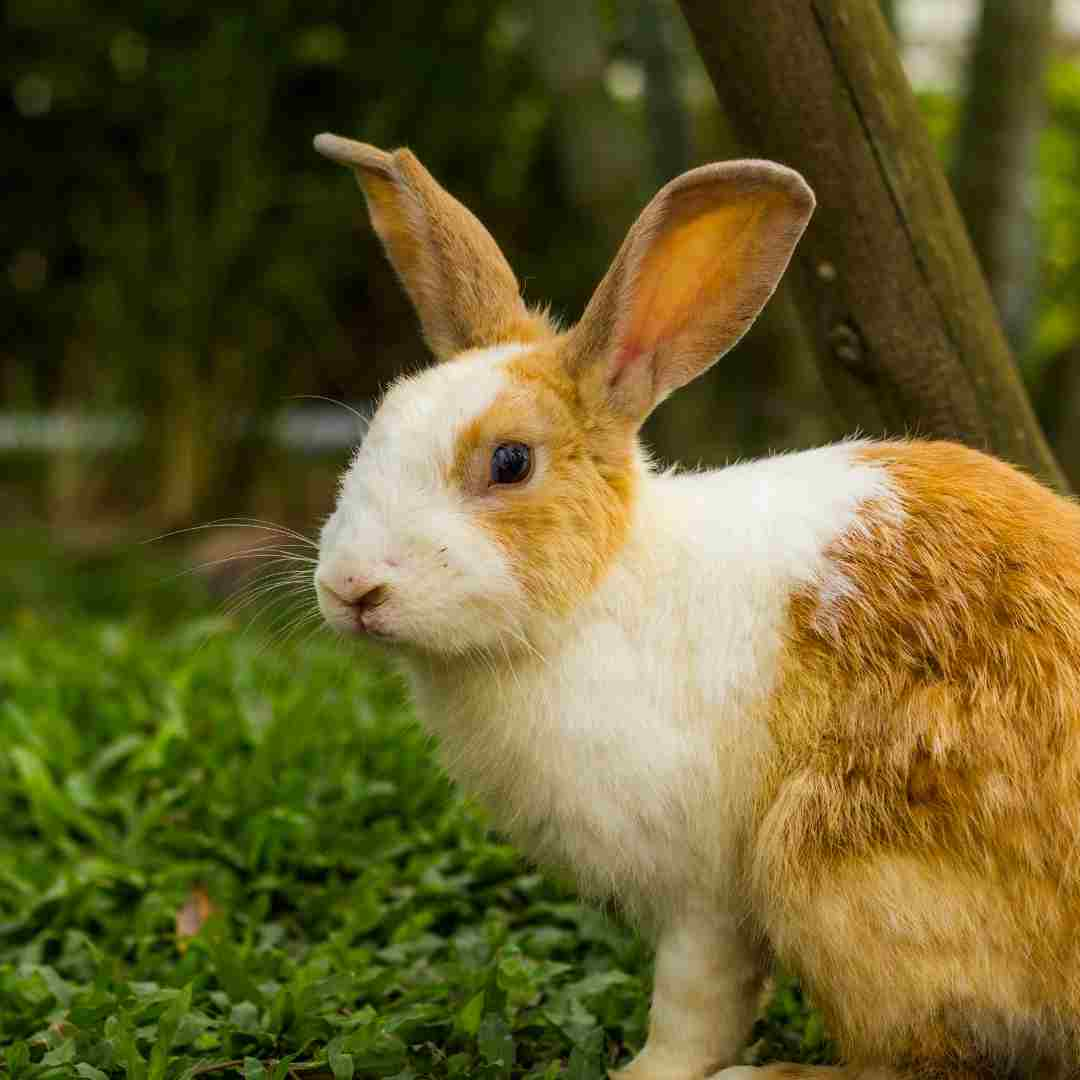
[490,443,532,486]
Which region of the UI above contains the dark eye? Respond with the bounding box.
[490,443,532,486]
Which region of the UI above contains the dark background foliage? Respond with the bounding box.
[3,0,837,535]
[7,1,1080,538]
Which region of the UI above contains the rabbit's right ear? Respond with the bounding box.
[314,133,551,361]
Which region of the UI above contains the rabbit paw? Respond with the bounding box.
[610,1055,736,1080]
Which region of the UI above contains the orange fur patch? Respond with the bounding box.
[349,143,554,359]
[753,441,1080,1075]
[450,340,638,614]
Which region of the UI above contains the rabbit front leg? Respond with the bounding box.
[615,908,767,1080]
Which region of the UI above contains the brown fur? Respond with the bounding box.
[450,341,638,614]
[315,136,552,359]
[754,441,1080,1079]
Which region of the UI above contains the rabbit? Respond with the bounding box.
[311,131,1080,1080]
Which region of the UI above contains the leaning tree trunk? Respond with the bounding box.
[676,0,1068,492]
[951,0,1055,353]
[879,0,899,36]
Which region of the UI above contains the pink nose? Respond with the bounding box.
[321,574,389,614]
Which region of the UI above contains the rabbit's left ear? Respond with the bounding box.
[566,160,814,424]
[314,133,551,361]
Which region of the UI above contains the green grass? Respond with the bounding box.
[0,544,827,1078]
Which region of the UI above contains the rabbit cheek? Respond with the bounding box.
[452,360,639,615]
[480,475,635,614]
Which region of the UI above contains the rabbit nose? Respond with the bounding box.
[320,573,389,613]
[347,582,389,613]
[341,578,393,613]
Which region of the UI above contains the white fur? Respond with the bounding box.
[317,345,531,653]
[316,348,903,1074]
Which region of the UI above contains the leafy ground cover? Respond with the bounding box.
[1,542,828,1077]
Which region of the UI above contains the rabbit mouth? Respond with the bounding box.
[327,609,397,644]
[317,585,396,643]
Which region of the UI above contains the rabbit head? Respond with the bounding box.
[312,134,814,655]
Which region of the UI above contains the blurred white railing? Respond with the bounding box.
[0,405,371,454]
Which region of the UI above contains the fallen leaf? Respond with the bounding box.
[175,883,218,952]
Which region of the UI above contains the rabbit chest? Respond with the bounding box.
[404,443,902,921]
[407,622,735,919]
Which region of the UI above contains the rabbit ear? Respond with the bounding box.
[565,160,814,424]
[314,133,551,360]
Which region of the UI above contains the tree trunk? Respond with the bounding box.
[676,0,1067,492]
[879,0,899,36]
[1039,347,1080,491]
[951,0,1054,353]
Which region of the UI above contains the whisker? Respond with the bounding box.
[144,518,318,549]
[218,517,320,548]
[273,609,325,650]
[496,633,523,696]
[257,604,323,655]
[286,393,372,428]
[171,547,317,582]
[503,625,549,669]
[155,549,316,597]
[209,548,318,569]
[240,592,314,644]
[292,619,332,652]
[227,563,313,585]
[224,573,314,619]
[178,536,321,657]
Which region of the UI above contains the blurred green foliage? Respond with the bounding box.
[3,0,638,399]
[4,1,647,525]
[0,600,637,1076]
[0,530,210,621]
[920,62,1080,381]
[0,554,829,1075]
[5,1,1080,506]
[1037,62,1080,366]
[914,62,1080,490]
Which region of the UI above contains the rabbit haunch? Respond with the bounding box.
[756,439,1080,1075]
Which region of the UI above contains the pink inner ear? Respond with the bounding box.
[611,341,645,386]
[610,214,739,389]
[575,163,811,420]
